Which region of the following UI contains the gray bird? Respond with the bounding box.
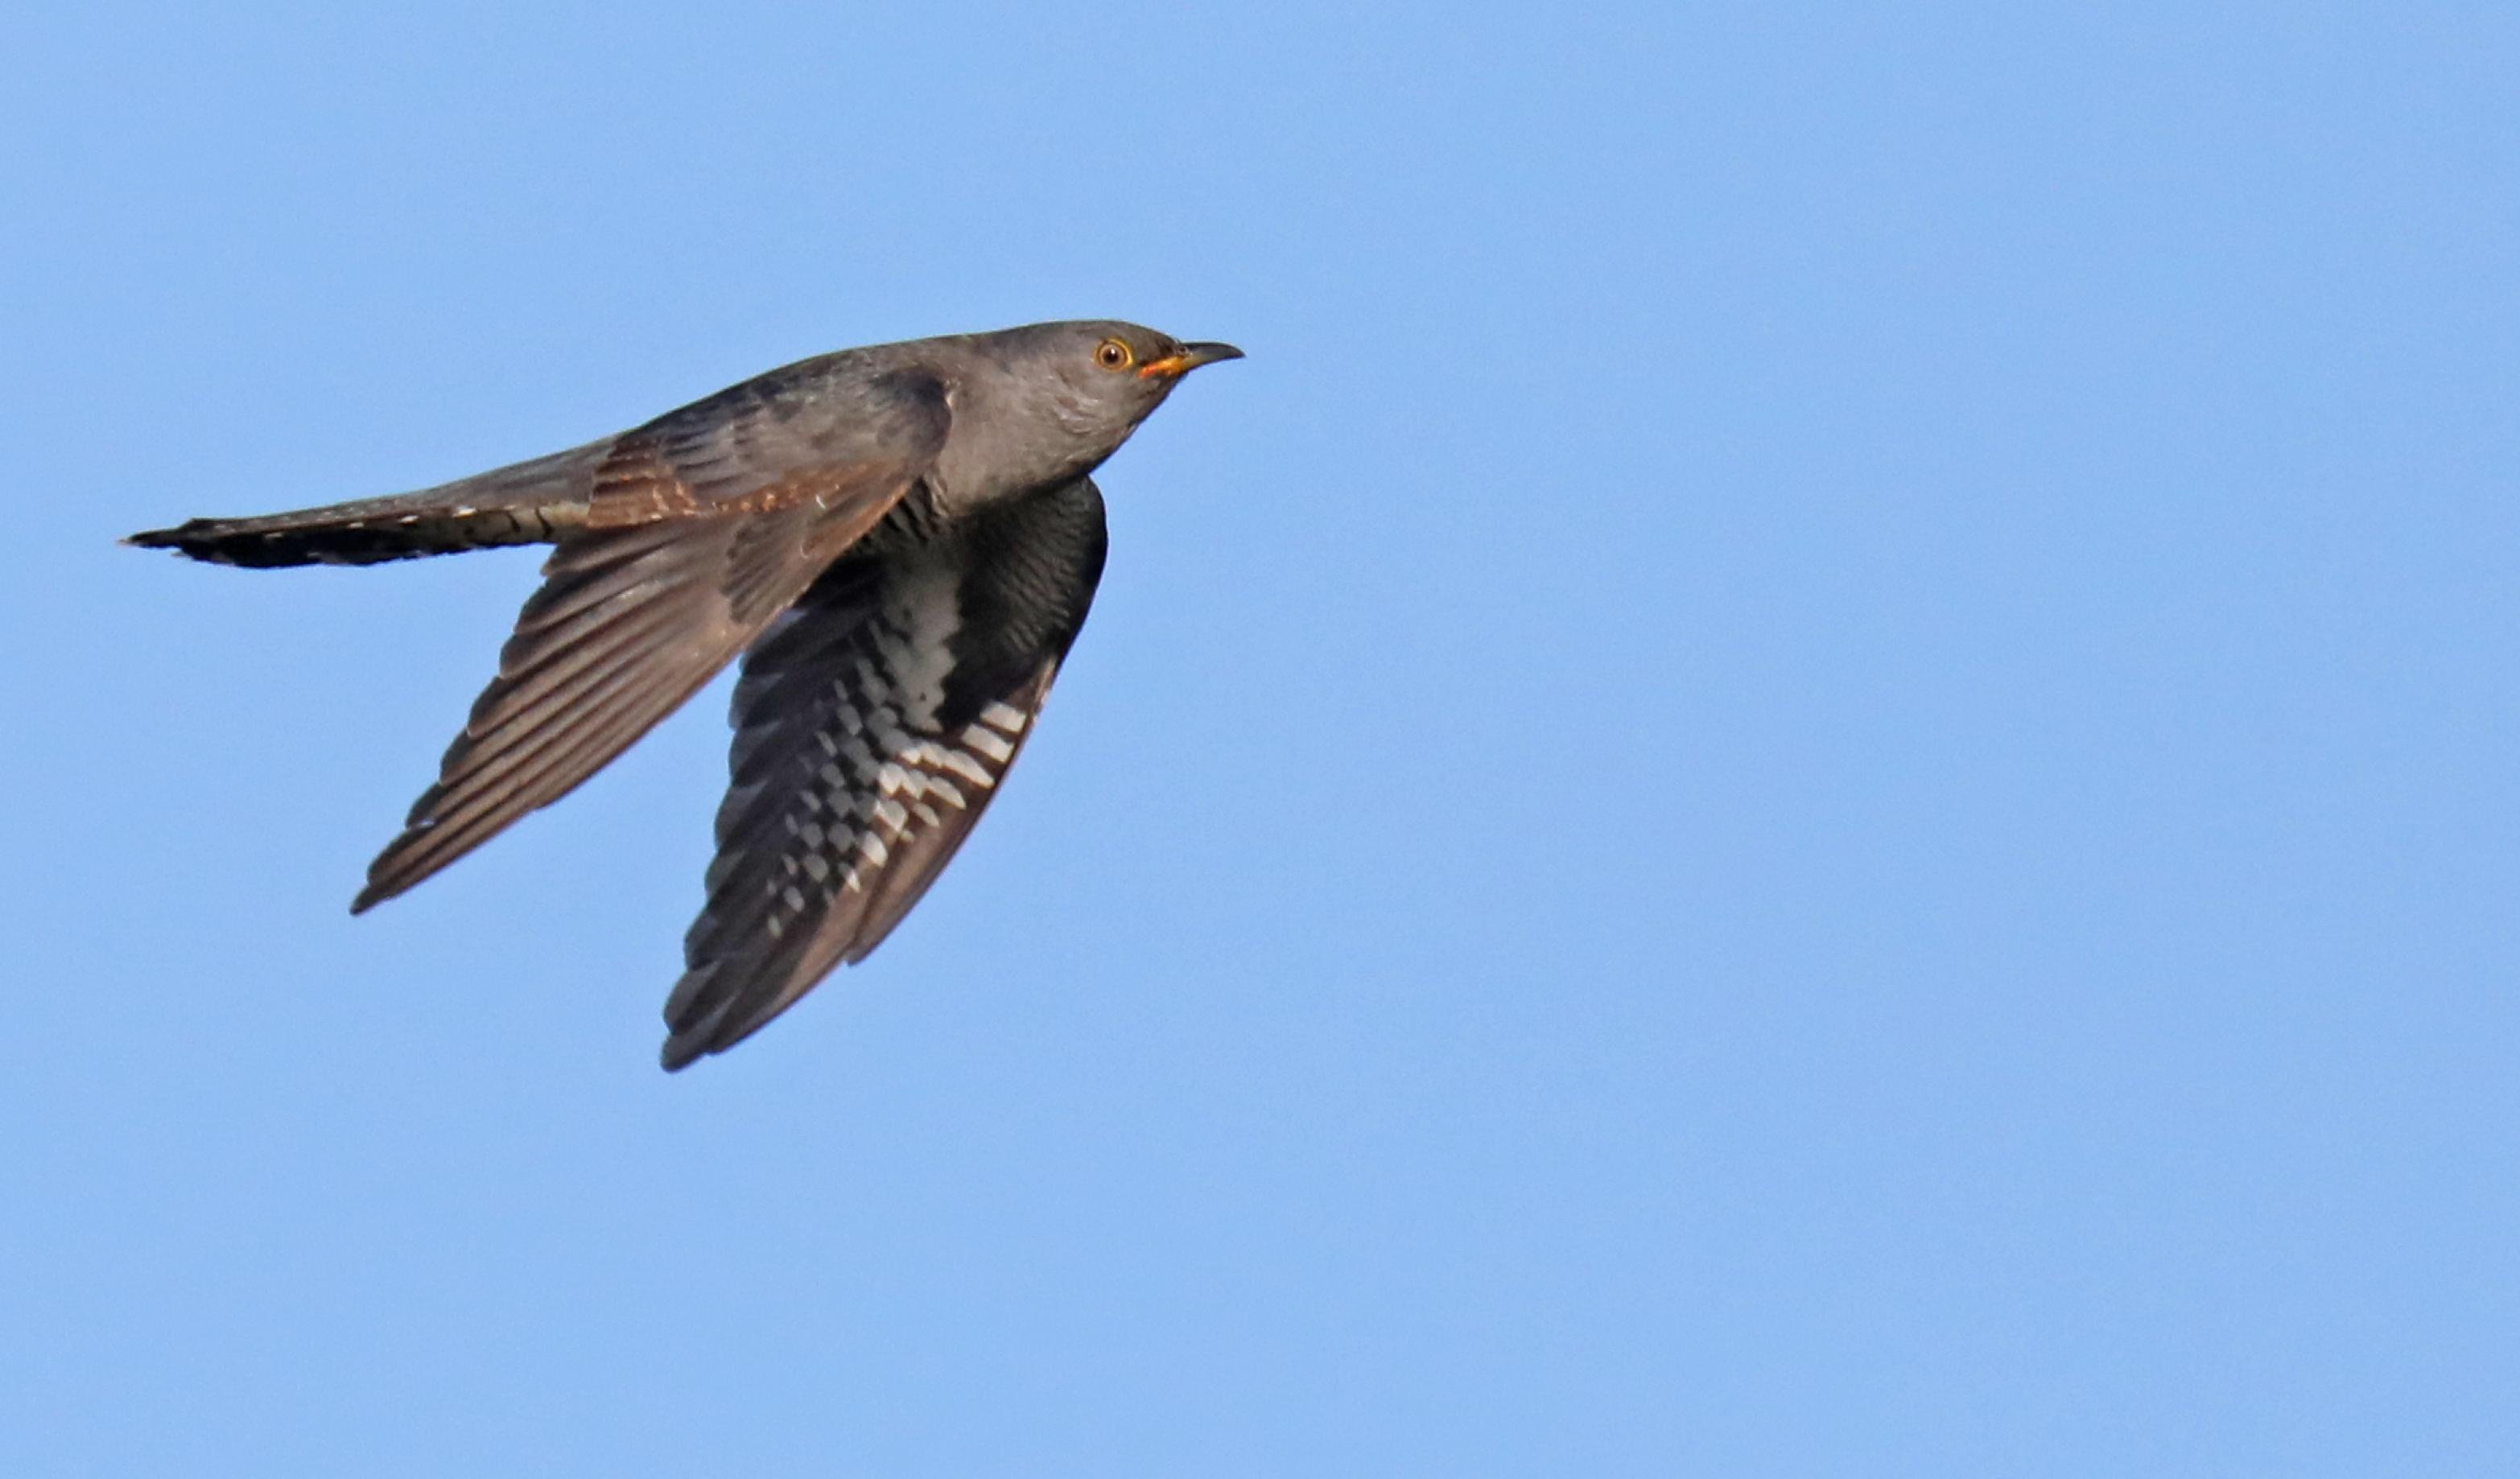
[129,320,1242,1069]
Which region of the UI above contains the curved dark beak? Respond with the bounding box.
[1138,341,1245,380]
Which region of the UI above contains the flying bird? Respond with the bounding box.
[129,320,1242,1069]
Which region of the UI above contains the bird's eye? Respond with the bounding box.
[1094,338,1133,371]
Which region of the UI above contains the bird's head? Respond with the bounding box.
[1023,319,1244,427]
[941,320,1241,496]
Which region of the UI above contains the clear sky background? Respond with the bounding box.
[6,3,2515,1473]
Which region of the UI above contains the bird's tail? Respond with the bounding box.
[126,441,609,568]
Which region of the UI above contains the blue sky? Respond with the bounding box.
[6,2,2515,1473]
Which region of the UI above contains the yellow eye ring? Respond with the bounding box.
[1094,338,1133,371]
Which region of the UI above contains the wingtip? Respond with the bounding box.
[660,977,752,1072]
[354,836,435,915]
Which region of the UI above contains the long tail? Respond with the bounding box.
[126,441,610,567]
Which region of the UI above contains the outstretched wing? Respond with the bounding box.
[660,476,1109,1069]
[355,367,951,911]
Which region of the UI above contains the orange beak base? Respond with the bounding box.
[1137,341,1246,380]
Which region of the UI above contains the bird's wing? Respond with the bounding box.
[659,476,1110,1069]
[354,371,951,911]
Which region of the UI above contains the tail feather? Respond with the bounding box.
[126,441,610,567]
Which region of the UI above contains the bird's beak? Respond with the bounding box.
[1137,341,1245,380]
